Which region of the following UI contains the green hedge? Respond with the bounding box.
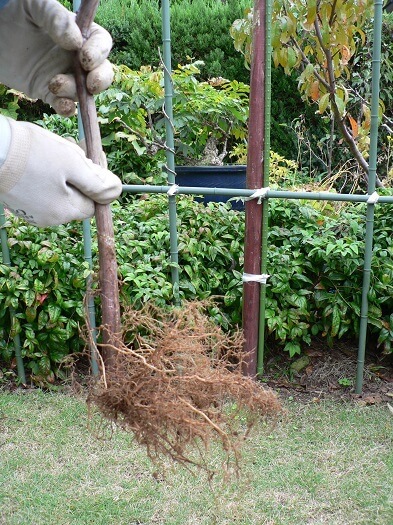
[96,0,251,83]
[1,191,393,383]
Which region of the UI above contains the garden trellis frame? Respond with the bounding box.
[1,0,391,394]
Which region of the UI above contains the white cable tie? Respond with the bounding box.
[167,184,179,196]
[242,273,270,284]
[367,191,379,204]
[245,187,270,204]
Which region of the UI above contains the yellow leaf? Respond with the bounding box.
[347,114,359,138]
[362,104,371,130]
[341,45,351,65]
[271,25,281,48]
[272,49,280,68]
[310,80,320,101]
[279,48,288,68]
[306,0,317,27]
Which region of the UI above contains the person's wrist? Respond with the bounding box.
[0,115,12,168]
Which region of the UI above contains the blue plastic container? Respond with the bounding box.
[175,165,247,210]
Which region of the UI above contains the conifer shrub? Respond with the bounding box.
[96,0,251,83]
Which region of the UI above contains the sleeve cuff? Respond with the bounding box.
[0,115,12,168]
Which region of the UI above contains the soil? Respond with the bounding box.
[2,338,393,408]
[263,338,393,406]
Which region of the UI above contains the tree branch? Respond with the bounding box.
[290,36,331,91]
[312,15,385,187]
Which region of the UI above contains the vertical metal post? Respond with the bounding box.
[0,205,26,383]
[257,0,272,376]
[74,0,99,375]
[161,0,180,305]
[82,219,99,376]
[356,0,383,394]
[242,0,266,377]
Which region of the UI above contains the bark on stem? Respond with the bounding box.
[74,0,122,364]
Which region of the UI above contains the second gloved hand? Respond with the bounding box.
[0,117,122,227]
[0,0,114,116]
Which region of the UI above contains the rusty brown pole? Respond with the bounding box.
[74,0,121,364]
[242,0,266,377]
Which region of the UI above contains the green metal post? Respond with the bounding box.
[0,205,26,384]
[82,220,99,376]
[74,0,99,376]
[161,0,180,305]
[355,0,383,394]
[257,0,272,376]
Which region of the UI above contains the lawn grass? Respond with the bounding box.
[0,389,392,525]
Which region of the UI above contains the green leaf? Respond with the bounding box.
[331,305,341,337]
[38,311,49,331]
[24,289,36,307]
[284,342,302,358]
[318,93,330,114]
[49,347,68,363]
[39,356,51,374]
[334,94,346,117]
[326,243,335,255]
[25,306,37,323]
[287,47,298,69]
[311,324,320,336]
[48,304,62,324]
[131,140,146,156]
[33,279,45,293]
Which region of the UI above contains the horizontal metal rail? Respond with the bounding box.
[122,184,393,204]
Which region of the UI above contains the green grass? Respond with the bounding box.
[0,390,392,525]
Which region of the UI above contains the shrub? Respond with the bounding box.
[95,0,307,159]
[96,0,251,83]
[37,63,250,183]
[113,197,245,328]
[1,187,393,382]
[0,220,88,384]
[230,4,393,181]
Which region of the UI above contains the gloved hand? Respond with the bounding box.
[0,117,122,227]
[0,0,113,116]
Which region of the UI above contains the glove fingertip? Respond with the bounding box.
[49,75,78,101]
[86,61,114,94]
[59,28,84,51]
[96,175,123,204]
[89,167,123,204]
[51,97,77,117]
[79,26,112,71]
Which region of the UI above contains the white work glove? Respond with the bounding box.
[0,0,114,116]
[0,117,122,226]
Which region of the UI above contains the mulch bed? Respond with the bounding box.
[2,338,393,408]
[263,339,393,406]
